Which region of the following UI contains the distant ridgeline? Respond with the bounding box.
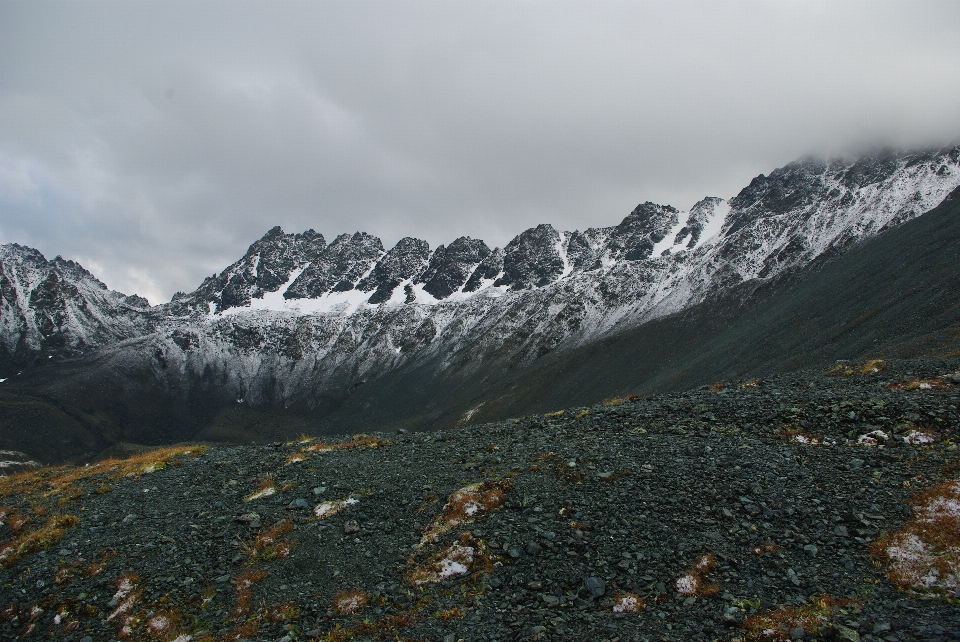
[2,145,960,462]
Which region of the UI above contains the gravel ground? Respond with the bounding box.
[2,358,960,642]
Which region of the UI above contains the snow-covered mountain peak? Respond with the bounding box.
[4,145,960,399]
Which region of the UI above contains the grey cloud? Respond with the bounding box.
[1,1,959,303]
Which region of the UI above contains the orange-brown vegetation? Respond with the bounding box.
[0,514,79,567]
[0,446,204,504]
[232,568,269,616]
[826,359,887,377]
[884,378,953,391]
[406,532,497,586]
[740,594,855,641]
[675,553,718,597]
[303,433,391,455]
[245,519,295,563]
[417,480,511,547]
[601,393,641,406]
[435,607,463,620]
[332,589,370,616]
[871,478,960,595]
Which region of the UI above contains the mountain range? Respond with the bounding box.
[2,145,960,462]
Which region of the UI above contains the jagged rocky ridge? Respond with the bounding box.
[1,146,960,450]
[0,244,154,363]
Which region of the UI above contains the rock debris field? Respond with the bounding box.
[2,358,960,642]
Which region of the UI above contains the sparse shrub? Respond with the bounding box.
[675,553,718,597]
[417,480,511,547]
[232,568,269,616]
[826,359,887,377]
[0,514,79,567]
[740,594,856,641]
[871,478,960,595]
[268,601,300,621]
[332,589,369,615]
[245,519,295,563]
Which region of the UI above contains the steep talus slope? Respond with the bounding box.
[2,146,960,461]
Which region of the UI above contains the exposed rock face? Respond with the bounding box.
[604,202,679,261]
[2,145,960,420]
[416,237,491,300]
[463,247,506,293]
[284,232,384,300]
[494,224,565,290]
[357,237,431,304]
[0,244,155,365]
[176,227,326,314]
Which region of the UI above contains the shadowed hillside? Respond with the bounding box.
[3,187,960,463]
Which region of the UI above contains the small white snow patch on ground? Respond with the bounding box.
[314,497,358,519]
[880,479,960,594]
[147,615,170,631]
[676,574,699,595]
[612,594,643,613]
[411,543,475,584]
[904,430,935,444]
[858,430,889,446]
[244,486,276,502]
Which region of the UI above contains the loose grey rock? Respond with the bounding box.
[583,576,605,598]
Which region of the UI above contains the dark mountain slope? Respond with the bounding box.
[281,182,960,433]
[464,185,960,421]
[5,187,960,463]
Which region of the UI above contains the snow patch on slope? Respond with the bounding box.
[651,215,688,256]
[694,200,731,248]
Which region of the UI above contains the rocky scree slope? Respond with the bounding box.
[2,359,960,641]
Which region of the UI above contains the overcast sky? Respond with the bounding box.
[2,1,959,303]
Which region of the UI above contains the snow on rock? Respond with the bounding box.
[3,146,960,411]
